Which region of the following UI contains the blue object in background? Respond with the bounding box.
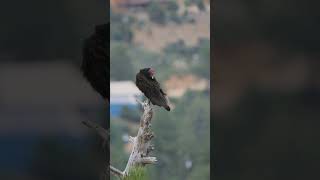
[110,81,142,118]
[110,104,138,117]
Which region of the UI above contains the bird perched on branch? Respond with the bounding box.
[136,68,171,111]
[81,23,109,102]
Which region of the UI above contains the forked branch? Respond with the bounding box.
[112,99,157,178]
[83,99,157,179]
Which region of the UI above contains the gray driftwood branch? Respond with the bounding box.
[83,99,157,179]
[111,99,157,178]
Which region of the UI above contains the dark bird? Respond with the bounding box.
[136,68,171,111]
[81,23,109,102]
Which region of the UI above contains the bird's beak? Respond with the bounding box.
[151,76,154,79]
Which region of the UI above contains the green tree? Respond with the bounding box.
[176,91,210,180]
[150,109,181,179]
[110,42,135,81]
[191,39,210,78]
[110,9,134,42]
[110,118,129,177]
[147,91,210,180]
[147,2,166,24]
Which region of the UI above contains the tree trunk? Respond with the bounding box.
[110,99,157,178]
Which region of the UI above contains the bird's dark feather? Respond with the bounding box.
[81,24,109,100]
[136,70,170,111]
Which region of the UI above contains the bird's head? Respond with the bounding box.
[141,68,156,79]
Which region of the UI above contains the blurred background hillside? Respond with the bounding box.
[110,0,210,179]
[0,0,108,179]
[214,1,320,179]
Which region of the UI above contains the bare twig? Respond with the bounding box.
[82,119,109,141]
[110,165,124,177]
[82,119,110,180]
[138,157,158,164]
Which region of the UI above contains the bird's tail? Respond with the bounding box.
[164,95,171,111]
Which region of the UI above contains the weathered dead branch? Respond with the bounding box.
[83,99,156,179]
[111,99,157,178]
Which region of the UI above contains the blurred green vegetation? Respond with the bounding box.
[110,2,209,179]
[110,9,135,42]
[146,0,189,25]
[123,166,149,180]
[120,106,141,123]
[110,38,210,81]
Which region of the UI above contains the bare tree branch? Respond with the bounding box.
[122,99,156,176]
[110,99,157,178]
[82,119,109,141]
[139,157,158,164]
[83,99,157,179]
[109,165,124,177]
